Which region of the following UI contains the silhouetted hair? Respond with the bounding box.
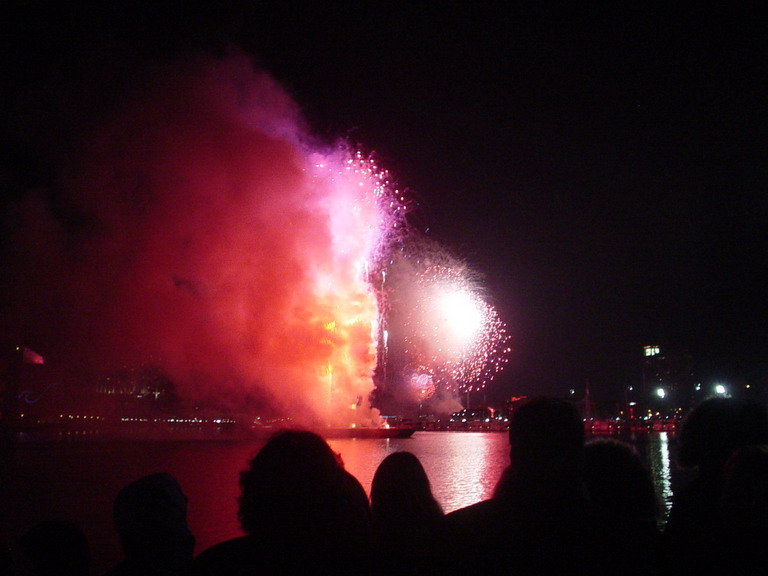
[371,451,442,530]
[508,396,584,479]
[584,438,658,522]
[238,429,370,538]
[678,397,768,471]
[112,472,194,564]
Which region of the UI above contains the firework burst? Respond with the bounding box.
[384,242,511,402]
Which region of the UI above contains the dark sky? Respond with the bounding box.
[2,2,766,404]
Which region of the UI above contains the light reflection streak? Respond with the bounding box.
[648,431,674,527]
[438,433,499,510]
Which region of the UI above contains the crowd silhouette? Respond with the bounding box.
[5,395,768,575]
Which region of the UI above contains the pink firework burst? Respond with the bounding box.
[391,249,511,397]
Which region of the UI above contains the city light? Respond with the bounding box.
[714,384,727,396]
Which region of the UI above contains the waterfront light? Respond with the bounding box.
[656,388,666,399]
[715,384,727,396]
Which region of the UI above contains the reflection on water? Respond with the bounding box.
[330,432,510,513]
[0,431,679,574]
[647,432,674,525]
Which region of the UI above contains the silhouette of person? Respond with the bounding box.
[370,451,443,575]
[584,438,659,524]
[190,429,372,575]
[17,519,90,576]
[438,396,639,575]
[664,397,768,573]
[583,438,663,569]
[719,444,768,574]
[104,472,195,576]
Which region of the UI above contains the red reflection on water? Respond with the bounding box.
[329,432,510,513]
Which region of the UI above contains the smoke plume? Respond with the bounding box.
[2,53,391,428]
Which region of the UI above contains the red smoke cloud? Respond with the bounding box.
[2,53,388,427]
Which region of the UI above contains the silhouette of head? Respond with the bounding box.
[238,429,370,544]
[371,451,442,530]
[18,520,90,576]
[678,397,768,474]
[508,396,584,481]
[112,472,194,563]
[584,438,658,522]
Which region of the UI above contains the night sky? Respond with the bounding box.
[2,2,765,405]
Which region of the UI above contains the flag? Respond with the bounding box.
[22,346,45,365]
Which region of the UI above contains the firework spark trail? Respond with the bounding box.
[298,150,409,425]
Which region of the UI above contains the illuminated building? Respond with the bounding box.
[641,345,697,415]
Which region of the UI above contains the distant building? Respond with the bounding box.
[642,345,697,415]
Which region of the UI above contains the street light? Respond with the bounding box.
[714,384,727,396]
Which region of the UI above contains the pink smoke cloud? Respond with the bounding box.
[3,52,390,427]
